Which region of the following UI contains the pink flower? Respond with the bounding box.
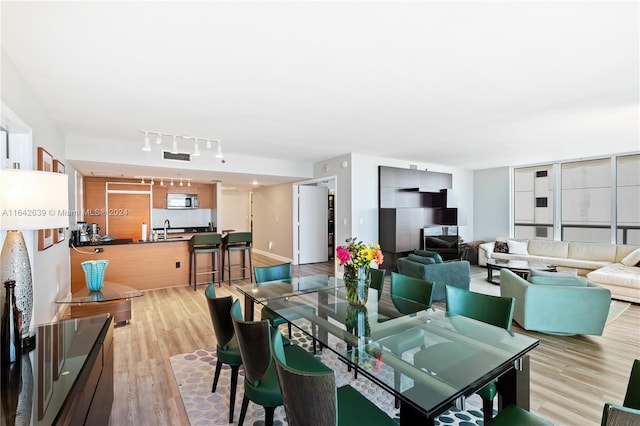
[336,246,351,264]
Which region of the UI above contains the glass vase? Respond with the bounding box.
[344,266,370,307]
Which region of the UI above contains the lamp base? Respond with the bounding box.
[22,334,36,353]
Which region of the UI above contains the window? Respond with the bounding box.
[514,155,640,245]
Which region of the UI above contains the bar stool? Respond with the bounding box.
[189,233,222,290]
[222,232,253,285]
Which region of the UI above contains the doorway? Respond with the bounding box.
[293,176,336,266]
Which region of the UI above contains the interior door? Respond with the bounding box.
[298,185,328,264]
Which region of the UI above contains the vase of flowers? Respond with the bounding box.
[336,237,384,307]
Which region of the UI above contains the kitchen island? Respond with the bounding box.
[70,235,217,292]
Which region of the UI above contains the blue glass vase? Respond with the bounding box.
[81,260,109,291]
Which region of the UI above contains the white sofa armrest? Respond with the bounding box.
[478,241,495,267]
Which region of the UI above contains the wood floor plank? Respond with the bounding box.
[108,255,640,425]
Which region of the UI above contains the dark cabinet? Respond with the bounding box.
[379,208,423,269]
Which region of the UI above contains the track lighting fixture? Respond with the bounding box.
[141,130,222,158]
[135,176,196,187]
[171,135,179,154]
[142,131,151,152]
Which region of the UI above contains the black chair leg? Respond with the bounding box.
[229,365,240,423]
[394,372,401,408]
[212,360,222,392]
[238,395,249,426]
[287,322,292,339]
[483,397,494,424]
[265,406,276,426]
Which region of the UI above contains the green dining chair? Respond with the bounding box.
[271,331,397,426]
[370,268,386,301]
[390,272,435,310]
[230,299,327,426]
[486,405,553,425]
[378,272,434,408]
[414,285,515,424]
[204,284,242,423]
[254,262,318,351]
[600,358,640,425]
[623,359,640,409]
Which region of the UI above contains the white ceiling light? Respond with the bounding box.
[171,135,179,154]
[206,139,212,149]
[142,131,151,151]
[215,140,223,159]
[192,139,200,156]
[155,133,162,144]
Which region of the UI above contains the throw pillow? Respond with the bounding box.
[527,275,588,287]
[407,253,436,265]
[621,248,640,267]
[413,250,444,263]
[507,239,528,255]
[494,241,509,253]
[529,268,577,278]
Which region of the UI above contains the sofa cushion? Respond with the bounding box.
[494,241,509,253]
[568,242,617,262]
[621,248,640,267]
[528,275,588,287]
[587,263,640,290]
[407,253,436,265]
[507,239,528,255]
[413,250,443,263]
[527,240,569,258]
[529,269,577,278]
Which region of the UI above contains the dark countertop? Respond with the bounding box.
[73,227,216,247]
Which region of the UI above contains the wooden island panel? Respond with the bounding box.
[71,241,213,292]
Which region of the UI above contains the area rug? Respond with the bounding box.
[606,300,630,325]
[170,328,488,426]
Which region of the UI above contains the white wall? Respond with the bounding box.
[1,50,72,323]
[252,183,294,258]
[221,189,251,233]
[473,167,511,242]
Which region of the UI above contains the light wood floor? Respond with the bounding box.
[109,254,639,425]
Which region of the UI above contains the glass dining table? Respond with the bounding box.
[236,275,539,425]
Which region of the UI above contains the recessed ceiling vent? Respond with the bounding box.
[162,150,191,162]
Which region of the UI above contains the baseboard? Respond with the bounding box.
[252,248,292,264]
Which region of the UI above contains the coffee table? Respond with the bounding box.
[56,281,143,324]
[486,259,556,284]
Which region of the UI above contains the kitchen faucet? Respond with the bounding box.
[163,219,170,240]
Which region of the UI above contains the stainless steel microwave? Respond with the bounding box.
[167,193,199,209]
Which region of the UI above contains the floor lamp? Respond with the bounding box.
[1,169,69,350]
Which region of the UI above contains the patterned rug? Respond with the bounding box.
[170,327,488,426]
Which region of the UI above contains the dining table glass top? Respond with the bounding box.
[236,274,540,420]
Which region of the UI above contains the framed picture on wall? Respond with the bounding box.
[53,159,66,243]
[37,148,54,250]
[38,324,54,420]
[37,147,53,172]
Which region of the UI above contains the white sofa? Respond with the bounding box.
[479,239,640,303]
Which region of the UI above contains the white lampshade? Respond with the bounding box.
[0,169,69,230]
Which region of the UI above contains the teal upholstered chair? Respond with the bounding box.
[230,299,326,426]
[271,331,397,426]
[370,268,386,301]
[414,285,515,424]
[499,268,611,335]
[204,284,242,423]
[396,250,470,301]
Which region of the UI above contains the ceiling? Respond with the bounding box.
[1,1,638,188]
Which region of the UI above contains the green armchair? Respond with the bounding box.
[499,269,611,335]
[396,250,470,301]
